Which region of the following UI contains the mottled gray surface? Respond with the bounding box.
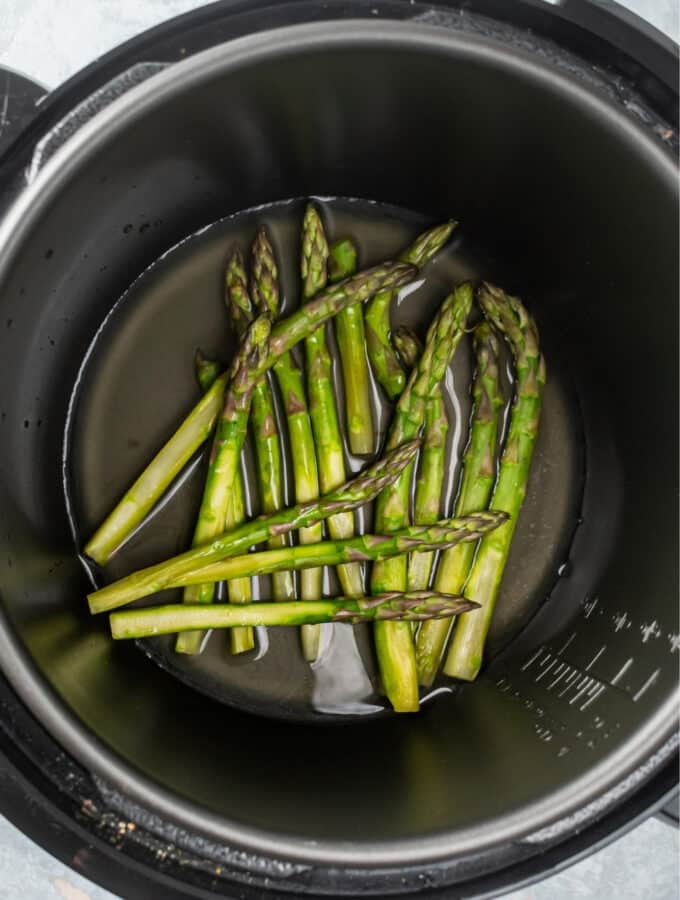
[0,0,678,898]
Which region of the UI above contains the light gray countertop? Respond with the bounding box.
[0,1,678,898]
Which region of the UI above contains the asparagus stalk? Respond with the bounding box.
[416,322,503,686]
[371,282,473,712]
[365,222,457,400]
[176,315,271,654]
[193,343,254,654]
[392,326,422,371]
[330,238,374,456]
[328,238,358,281]
[83,260,416,567]
[110,593,481,641]
[301,208,364,610]
[221,465,254,653]
[88,441,421,614]
[252,226,323,660]
[444,285,545,681]
[393,326,449,593]
[226,248,295,605]
[194,350,223,393]
[155,513,507,590]
[409,394,448,590]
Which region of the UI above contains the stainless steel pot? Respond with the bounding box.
[0,3,676,897]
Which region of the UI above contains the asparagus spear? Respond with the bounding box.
[193,343,254,654]
[251,226,323,660]
[365,222,457,400]
[301,208,364,609]
[154,513,507,591]
[393,327,449,593]
[176,315,271,654]
[392,326,422,371]
[221,464,254,653]
[194,350,223,393]
[444,285,545,681]
[416,322,503,686]
[411,396,448,589]
[83,260,416,566]
[226,247,295,606]
[110,593,481,641]
[371,282,473,712]
[330,238,374,456]
[88,441,420,614]
[328,238,358,281]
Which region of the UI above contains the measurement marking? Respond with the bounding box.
[585,645,607,671]
[538,653,553,668]
[668,634,680,653]
[611,658,633,686]
[633,668,660,702]
[583,596,599,619]
[547,662,566,689]
[640,620,661,643]
[558,670,580,697]
[557,632,577,654]
[580,684,606,711]
[548,668,569,691]
[613,612,630,632]
[535,658,558,683]
[521,647,545,671]
[569,680,595,706]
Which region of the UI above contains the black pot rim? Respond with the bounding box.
[0,19,677,873]
[0,676,676,900]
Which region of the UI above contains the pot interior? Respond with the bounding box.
[0,24,677,860]
[65,195,584,722]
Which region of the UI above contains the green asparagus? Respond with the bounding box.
[252,225,323,660]
[371,282,473,712]
[194,350,222,393]
[301,208,364,614]
[193,342,254,654]
[365,222,456,400]
[84,260,416,567]
[328,238,358,281]
[88,440,420,614]
[110,593,481,641]
[416,322,503,686]
[176,315,271,654]
[157,513,507,591]
[393,326,449,593]
[392,326,422,371]
[226,247,295,605]
[330,238,374,456]
[444,285,545,681]
[410,394,448,590]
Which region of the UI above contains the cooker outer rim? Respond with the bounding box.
[0,11,677,878]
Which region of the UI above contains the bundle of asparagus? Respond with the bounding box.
[82,202,544,716]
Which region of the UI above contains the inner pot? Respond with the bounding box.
[0,20,676,875]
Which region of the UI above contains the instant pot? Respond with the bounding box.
[0,2,677,898]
